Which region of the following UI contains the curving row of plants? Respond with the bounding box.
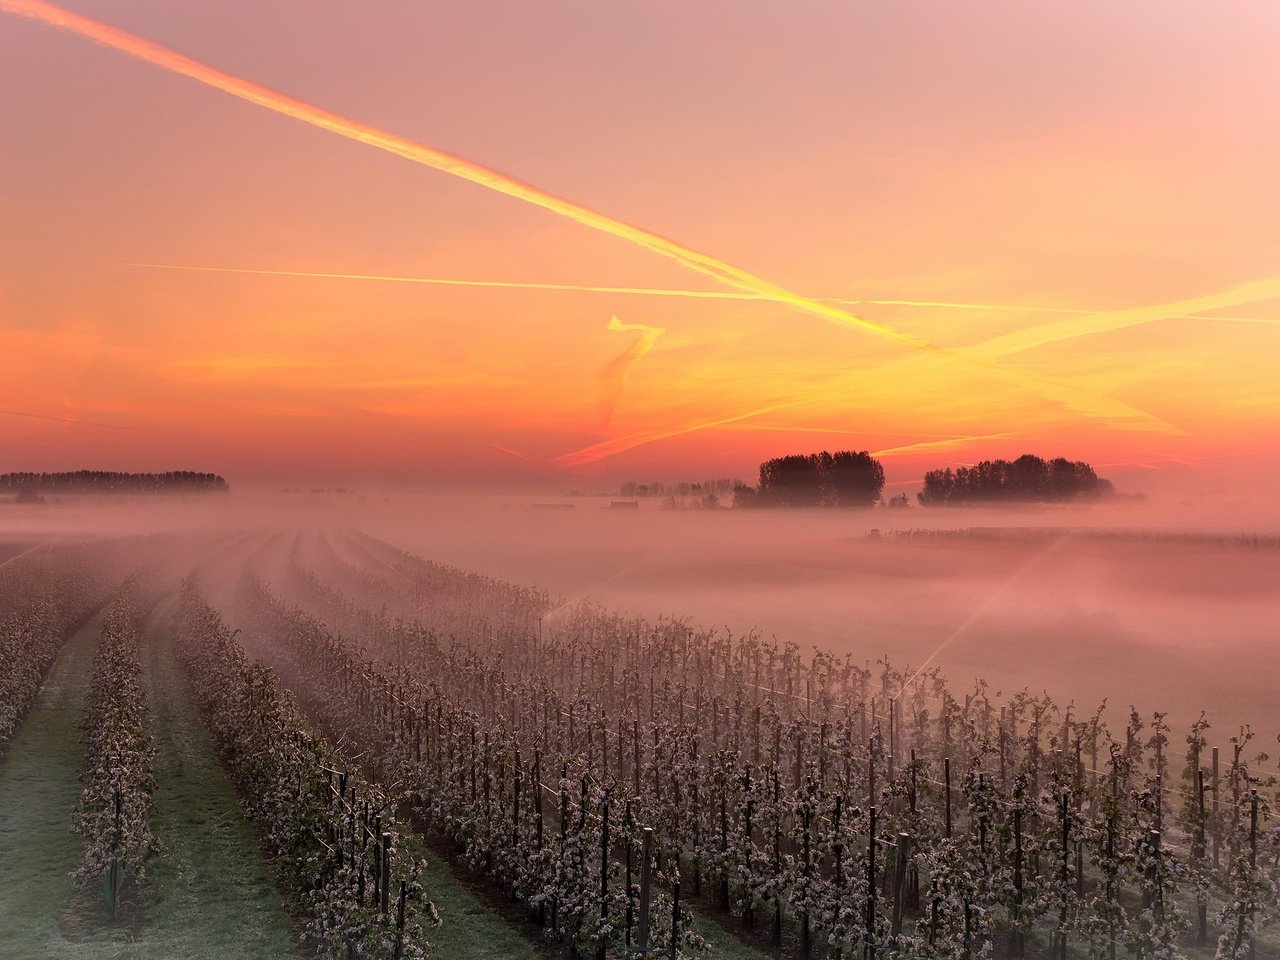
[265,531,1280,958]
[175,579,438,959]
[71,591,158,914]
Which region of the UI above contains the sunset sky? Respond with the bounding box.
[2,0,1279,490]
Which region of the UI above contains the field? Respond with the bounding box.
[0,501,1278,960]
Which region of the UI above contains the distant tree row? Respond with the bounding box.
[735,450,886,508]
[0,471,229,495]
[724,451,1114,509]
[619,478,739,499]
[917,454,1111,505]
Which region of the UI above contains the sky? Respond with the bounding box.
[1,0,1279,490]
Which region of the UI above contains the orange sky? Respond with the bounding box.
[2,0,1278,491]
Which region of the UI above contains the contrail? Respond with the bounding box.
[599,316,665,429]
[870,433,1012,459]
[1190,315,1280,326]
[727,423,1057,443]
[553,399,816,468]
[484,443,538,465]
[837,298,1079,314]
[4,436,73,451]
[129,263,1101,314]
[1,0,1175,434]
[970,276,1280,359]
[0,408,172,435]
[130,263,763,301]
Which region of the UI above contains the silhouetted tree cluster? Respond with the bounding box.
[0,471,229,495]
[917,454,1111,505]
[748,450,886,507]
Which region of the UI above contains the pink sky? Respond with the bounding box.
[1,0,1278,490]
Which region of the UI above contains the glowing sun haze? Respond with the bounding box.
[2,0,1278,489]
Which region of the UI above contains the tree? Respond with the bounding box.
[826,450,885,507]
[732,484,760,509]
[755,451,885,508]
[918,467,955,506]
[758,455,823,507]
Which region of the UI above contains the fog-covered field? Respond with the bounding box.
[366,495,1280,737]
[6,490,1277,736]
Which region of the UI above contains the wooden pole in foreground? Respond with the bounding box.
[865,805,878,960]
[891,832,909,940]
[380,832,392,914]
[638,827,653,954]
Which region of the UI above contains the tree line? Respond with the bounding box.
[0,471,229,495]
[618,478,739,498]
[730,451,1112,508]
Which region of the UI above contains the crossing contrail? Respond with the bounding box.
[0,0,1174,434]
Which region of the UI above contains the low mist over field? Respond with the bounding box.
[5,488,1278,735]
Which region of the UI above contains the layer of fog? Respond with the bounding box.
[2,490,1278,741]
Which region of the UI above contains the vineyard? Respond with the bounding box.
[0,529,1276,959]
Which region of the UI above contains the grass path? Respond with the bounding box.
[414,850,543,960]
[136,595,299,959]
[0,613,100,957]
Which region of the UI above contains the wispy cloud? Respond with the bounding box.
[598,316,665,429]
